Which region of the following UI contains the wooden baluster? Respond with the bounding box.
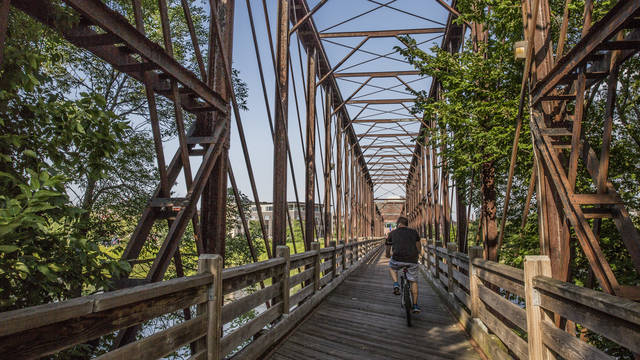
[329,241,337,279]
[340,240,347,273]
[276,246,290,316]
[468,246,483,319]
[447,242,457,293]
[524,255,554,360]
[197,254,223,360]
[312,242,321,292]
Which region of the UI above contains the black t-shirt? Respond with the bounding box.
[385,227,420,263]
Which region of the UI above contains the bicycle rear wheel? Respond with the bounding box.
[402,279,412,327]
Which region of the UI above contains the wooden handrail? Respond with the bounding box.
[422,243,640,359]
[0,237,385,359]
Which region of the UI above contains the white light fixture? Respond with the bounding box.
[514,40,528,60]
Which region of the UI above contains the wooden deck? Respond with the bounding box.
[266,252,483,360]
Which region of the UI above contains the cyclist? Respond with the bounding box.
[385,216,421,313]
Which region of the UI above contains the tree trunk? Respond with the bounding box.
[481,161,498,261]
[455,184,468,253]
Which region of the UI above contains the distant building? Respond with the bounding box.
[246,202,325,239]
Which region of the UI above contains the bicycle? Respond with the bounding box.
[399,266,414,327]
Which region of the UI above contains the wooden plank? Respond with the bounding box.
[477,300,529,360]
[533,276,640,325]
[438,272,449,288]
[96,316,207,360]
[453,269,470,290]
[472,259,524,282]
[319,273,332,288]
[438,260,447,273]
[290,256,314,270]
[477,283,527,330]
[0,274,211,337]
[290,284,314,305]
[475,267,525,297]
[222,258,285,282]
[0,296,95,338]
[453,286,471,310]
[0,286,208,359]
[221,303,283,356]
[222,283,282,324]
[320,260,332,273]
[187,350,207,360]
[289,251,315,264]
[223,264,283,295]
[290,267,314,287]
[537,291,640,353]
[540,321,612,360]
[94,273,211,311]
[234,244,381,360]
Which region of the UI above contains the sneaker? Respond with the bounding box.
[412,304,421,313]
[393,282,400,295]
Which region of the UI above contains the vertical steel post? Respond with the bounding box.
[304,48,317,249]
[272,0,290,254]
[324,87,332,246]
[336,115,343,243]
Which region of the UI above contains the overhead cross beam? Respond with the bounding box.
[319,27,445,38]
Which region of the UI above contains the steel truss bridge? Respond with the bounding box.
[1,0,640,359]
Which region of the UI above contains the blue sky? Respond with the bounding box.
[172,0,452,206]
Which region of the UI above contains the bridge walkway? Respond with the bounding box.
[266,251,483,360]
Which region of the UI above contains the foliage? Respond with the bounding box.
[225,188,266,267]
[0,11,130,311]
[397,0,528,197]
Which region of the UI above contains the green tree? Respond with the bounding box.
[0,10,130,311]
[397,0,526,260]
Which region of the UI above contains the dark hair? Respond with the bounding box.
[397,216,408,226]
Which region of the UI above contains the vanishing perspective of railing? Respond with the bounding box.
[422,241,640,360]
[0,238,384,360]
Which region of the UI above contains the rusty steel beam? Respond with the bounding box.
[15,0,227,115]
[290,0,374,189]
[531,0,640,104]
[289,0,328,35]
[304,48,318,246]
[272,0,291,253]
[324,87,332,245]
[319,27,445,38]
[335,70,421,78]
[358,133,419,138]
[347,98,415,104]
[351,117,419,123]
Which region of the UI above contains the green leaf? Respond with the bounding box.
[0,245,19,253]
[23,150,37,158]
[14,262,30,274]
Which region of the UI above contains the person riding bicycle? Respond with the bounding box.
[385,216,421,313]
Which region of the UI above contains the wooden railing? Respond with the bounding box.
[422,241,640,360]
[0,237,384,360]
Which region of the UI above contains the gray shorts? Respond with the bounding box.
[389,259,418,282]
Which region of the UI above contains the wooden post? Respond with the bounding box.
[355,240,359,260]
[468,246,483,318]
[340,240,347,274]
[276,246,290,315]
[434,244,441,282]
[447,242,457,293]
[426,243,430,271]
[198,254,223,360]
[312,242,320,292]
[524,255,553,360]
[329,241,337,279]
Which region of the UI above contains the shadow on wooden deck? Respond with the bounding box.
[265,251,483,359]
